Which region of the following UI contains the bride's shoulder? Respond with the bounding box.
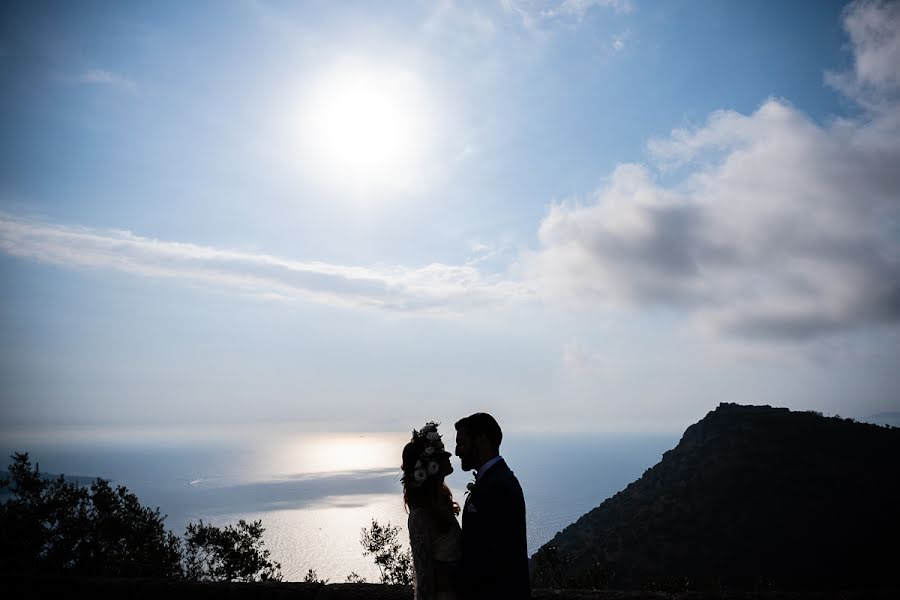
[408,506,428,525]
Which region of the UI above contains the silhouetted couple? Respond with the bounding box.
[401,413,530,600]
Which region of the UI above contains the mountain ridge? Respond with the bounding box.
[531,403,900,591]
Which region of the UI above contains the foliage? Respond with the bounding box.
[302,568,328,583]
[0,451,181,577]
[0,452,282,582]
[531,545,570,589]
[360,518,412,585]
[182,518,282,582]
[344,571,367,583]
[532,545,613,590]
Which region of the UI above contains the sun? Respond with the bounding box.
[298,58,437,195]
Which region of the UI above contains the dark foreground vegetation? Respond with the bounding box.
[0,452,281,581]
[0,450,413,585]
[5,576,897,599]
[3,403,899,597]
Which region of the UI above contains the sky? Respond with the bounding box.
[1,0,899,433]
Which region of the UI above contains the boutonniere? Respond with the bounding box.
[465,475,477,497]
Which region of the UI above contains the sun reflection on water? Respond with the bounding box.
[268,432,410,476]
[210,492,411,582]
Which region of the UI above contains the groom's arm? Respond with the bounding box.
[479,474,528,582]
[498,473,530,595]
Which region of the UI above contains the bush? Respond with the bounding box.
[0,452,181,577]
[0,452,281,581]
[360,518,412,585]
[302,568,328,583]
[183,518,282,582]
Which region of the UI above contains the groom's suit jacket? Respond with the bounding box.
[461,458,531,599]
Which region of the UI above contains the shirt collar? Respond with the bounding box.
[475,455,503,481]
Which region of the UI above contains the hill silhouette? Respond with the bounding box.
[531,403,900,591]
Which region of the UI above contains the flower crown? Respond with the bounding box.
[402,422,447,488]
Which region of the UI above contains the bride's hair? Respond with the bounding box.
[402,439,460,532]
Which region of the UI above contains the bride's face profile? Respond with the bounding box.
[438,450,453,477]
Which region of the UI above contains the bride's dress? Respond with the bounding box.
[408,507,462,600]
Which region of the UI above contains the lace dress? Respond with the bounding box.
[408,507,462,600]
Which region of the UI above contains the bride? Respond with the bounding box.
[402,422,462,600]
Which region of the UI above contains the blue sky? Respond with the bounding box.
[1,0,898,432]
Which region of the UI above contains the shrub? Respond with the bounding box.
[0,452,281,582]
[360,518,412,585]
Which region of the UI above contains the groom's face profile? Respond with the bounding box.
[455,429,477,472]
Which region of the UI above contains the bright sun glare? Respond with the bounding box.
[299,59,436,194]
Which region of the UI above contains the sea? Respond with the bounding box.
[0,425,679,582]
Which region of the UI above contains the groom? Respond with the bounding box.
[455,412,530,599]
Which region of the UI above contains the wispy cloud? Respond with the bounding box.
[75,68,137,93]
[424,1,497,37]
[499,0,541,34]
[524,0,900,342]
[500,0,628,33]
[0,215,531,315]
[609,30,630,53]
[563,340,617,375]
[540,0,632,20]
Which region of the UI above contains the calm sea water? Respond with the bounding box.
[1,425,679,582]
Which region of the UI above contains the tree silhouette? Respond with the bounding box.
[360,518,412,585]
[0,452,181,577]
[0,452,281,581]
[182,519,282,582]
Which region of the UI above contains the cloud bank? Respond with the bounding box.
[526,0,900,341]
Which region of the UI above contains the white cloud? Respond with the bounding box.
[470,241,492,254]
[563,340,609,374]
[844,0,900,89]
[525,0,900,342]
[76,68,137,93]
[826,0,900,108]
[541,0,632,20]
[500,0,628,31]
[0,215,531,315]
[607,30,630,53]
[499,0,541,33]
[424,1,496,37]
